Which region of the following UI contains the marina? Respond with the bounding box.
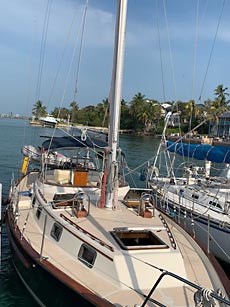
[1,1,230,306]
[1,116,230,305]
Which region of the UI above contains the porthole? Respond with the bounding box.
[36,205,42,219]
[192,194,199,200]
[78,244,97,268]
[50,223,63,242]
[32,195,36,207]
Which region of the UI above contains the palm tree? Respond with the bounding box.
[129,92,146,116]
[120,99,132,129]
[130,94,161,133]
[214,84,229,106]
[96,98,109,127]
[138,100,161,134]
[32,100,47,119]
[185,99,196,131]
[69,101,79,123]
[204,85,229,136]
[207,85,230,134]
[129,92,146,130]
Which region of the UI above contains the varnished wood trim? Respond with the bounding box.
[60,213,114,252]
[59,214,114,262]
[36,189,114,261]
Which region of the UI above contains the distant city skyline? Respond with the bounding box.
[1,0,230,116]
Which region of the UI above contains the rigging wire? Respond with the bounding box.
[162,0,177,103]
[151,0,227,181]
[155,0,166,104]
[192,0,200,100]
[198,0,226,102]
[46,3,83,111]
[47,0,89,155]
[35,0,52,102]
[73,0,88,102]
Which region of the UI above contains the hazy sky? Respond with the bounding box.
[1,0,230,116]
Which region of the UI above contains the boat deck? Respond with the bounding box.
[15,188,225,307]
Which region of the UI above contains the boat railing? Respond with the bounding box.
[141,270,230,307]
[154,191,230,268]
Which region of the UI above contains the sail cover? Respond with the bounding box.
[167,141,230,163]
[42,136,108,150]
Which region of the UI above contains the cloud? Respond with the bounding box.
[0,0,116,51]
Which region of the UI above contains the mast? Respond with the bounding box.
[105,0,128,208]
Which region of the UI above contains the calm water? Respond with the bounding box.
[1,119,230,306]
[0,118,160,306]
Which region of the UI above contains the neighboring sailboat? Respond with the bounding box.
[147,111,230,264]
[5,1,230,306]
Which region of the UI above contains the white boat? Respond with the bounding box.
[147,112,230,264]
[5,1,230,306]
[22,144,71,167]
[39,115,58,127]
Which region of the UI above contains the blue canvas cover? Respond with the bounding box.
[167,141,230,163]
[42,136,108,150]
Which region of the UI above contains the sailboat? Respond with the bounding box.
[20,129,129,205]
[147,109,230,264]
[5,1,230,306]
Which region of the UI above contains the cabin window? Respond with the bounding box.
[111,229,168,250]
[50,223,63,242]
[192,194,199,200]
[32,195,36,207]
[36,205,42,219]
[78,244,97,268]
[209,201,222,209]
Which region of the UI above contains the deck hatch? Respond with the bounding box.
[111,229,168,250]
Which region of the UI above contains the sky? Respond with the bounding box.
[1,0,230,116]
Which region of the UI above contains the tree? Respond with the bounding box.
[129,92,145,115]
[214,84,229,106]
[51,107,60,119]
[185,99,196,131]
[32,100,47,119]
[129,93,162,133]
[77,105,99,126]
[204,85,229,134]
[69,101,79,123]
[96,98,109,127]
[58,107,69,120]
[129,92,146,130]
[137,100,161,134]
[120,99,133,129]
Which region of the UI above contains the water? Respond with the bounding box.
[1,119,230,305]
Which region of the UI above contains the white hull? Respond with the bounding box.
[149,179,230,264]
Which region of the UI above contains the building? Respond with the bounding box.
[213,111,230,138]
